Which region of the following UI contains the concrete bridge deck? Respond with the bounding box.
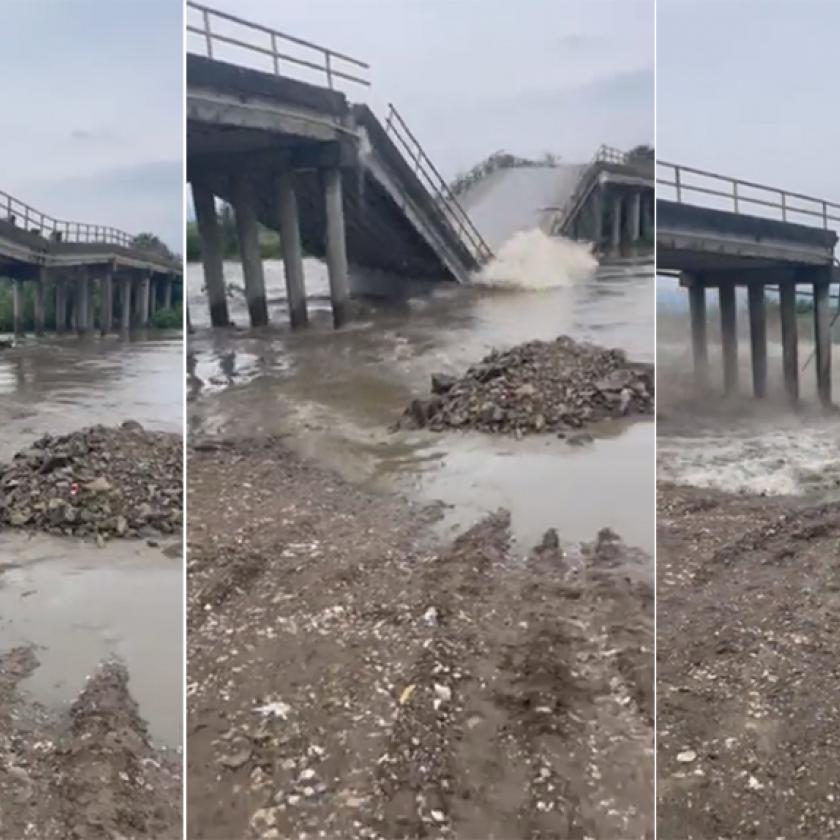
[186,2,491,329]
[0,191,181,337]
[656,161,839,406]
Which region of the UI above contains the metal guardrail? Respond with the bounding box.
[384,104,494,265]
[0,189,136,248]
[657,161,840,230]
[186,2,370,90]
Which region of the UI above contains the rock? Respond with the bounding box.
[676,750,697,763]
[431,373,456,394]
[218,748,252,770]
[83,476,112,493]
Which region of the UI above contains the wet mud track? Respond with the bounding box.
[187,438,652,839]
[657,483,840,839]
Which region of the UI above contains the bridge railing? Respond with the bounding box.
[186,2,370,90]
[384,104,494,265]
[657,161,840,230]
[0,189,136,248]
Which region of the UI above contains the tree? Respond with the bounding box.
[132,232,176,260]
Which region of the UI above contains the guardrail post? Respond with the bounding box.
[322,166,350,327]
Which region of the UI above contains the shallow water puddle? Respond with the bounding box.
[0,532,183,747]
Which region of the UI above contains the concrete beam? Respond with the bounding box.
[686,275,708,390]
[276,171,308,329]
[719,282,738,396]
[814,279,832,407]
[323,167,350,328]
[747,284,767,399]
[191,181,230,327]
[779,281,799,404]
[231,175,269,327]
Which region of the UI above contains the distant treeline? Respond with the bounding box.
[186,202,281,262]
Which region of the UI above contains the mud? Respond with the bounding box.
[187,436,652,839]
[657,483,840,839]
[0,650,181,840]
[0,423,183,539]
[399,336,653,437]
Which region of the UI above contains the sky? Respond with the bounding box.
[658,0,840,205]
[1,0,182,251]
[186,0,654,179]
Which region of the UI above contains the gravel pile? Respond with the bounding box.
[399,336,653,436]
[0,422,182,539]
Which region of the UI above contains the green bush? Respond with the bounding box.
[151,306,183,329]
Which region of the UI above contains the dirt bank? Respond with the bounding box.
[657,483,840,839]
[0,650,181,839]
[399,336,653,437]
[187,437,652,839]
[0,423,183,539]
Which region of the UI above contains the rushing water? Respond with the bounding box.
[0,331,183,747]
[188,254,655,553]
[657,275,840,500]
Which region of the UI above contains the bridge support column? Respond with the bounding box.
[34,270,46,336]
[12,279,23,337]
[191,181,229,327]
[629,192,641,243]
[323,167,350,328]
[55,280,67,334]
[101,270,114,334]
[120,275,132,332]
[610,194,622,251]
[276,171,308,329]
[149,278,158,318]
[231,176,269,327]
[779,281,799,404]
[88,277,96,331]
[686,276,708,390]
[747,283,767,399]
[140,273,151,326]
[591,187,603,247]
[814,277,832,407]
[719,282,738,396]
[77,273,90,334]
[163,276,173,310]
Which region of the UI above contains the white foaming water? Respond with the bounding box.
[472,228,598,290]
[658,427,840,498]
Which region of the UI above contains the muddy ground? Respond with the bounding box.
[657,483,840,839]
[0,649,181,839]
[187,437,653,839]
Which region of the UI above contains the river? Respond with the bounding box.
[0,331,183,748]
[188,254,655,554]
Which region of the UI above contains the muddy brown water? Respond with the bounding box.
[188,257,655,554]
[0,332,183,748]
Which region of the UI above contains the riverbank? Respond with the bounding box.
[0,649,181,839]
[187,436,653,839]
[657,482,840,839]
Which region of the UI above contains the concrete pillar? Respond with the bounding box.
[687,276,708,390]
[140,274,151,326]
[101,270,114,334]
[55,280,66,333]
[191,182,229,327]
[77,274,90,334]
[779,281,799,405]
[276,171,308,328]
[814,279,832,408]
[719,282,738,396]
[323,167,350,328]
[88,277,96,330]
[610,194,622,250]
[12,279,23,337]
[231,176,269,327]
[747,283,767,399]
[149,278,158,317]
[34,270,46,336]
[163,276,173,310]
[120,275,132,332]
[591,186,604,247]
[629,192,641,242]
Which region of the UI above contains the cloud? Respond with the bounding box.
[70,128,120,144]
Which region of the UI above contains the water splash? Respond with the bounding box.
[472,228,597,290]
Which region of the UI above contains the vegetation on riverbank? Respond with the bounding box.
[186,202,281,262]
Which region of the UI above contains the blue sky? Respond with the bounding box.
[1,0,182,250]
[658,0,840,204]
[187,0,654,178]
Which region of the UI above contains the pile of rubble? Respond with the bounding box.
[400,336,653,436]
[0,422,182,539]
